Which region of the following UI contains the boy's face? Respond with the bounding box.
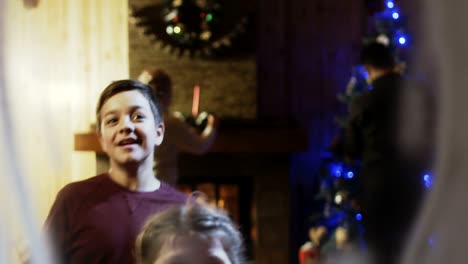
[98,90,164,166]
[155,234,231,264]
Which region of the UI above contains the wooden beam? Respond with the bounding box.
[74,127,308,153]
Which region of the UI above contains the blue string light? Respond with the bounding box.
[355,213,363,221]
[355,65,370,88]
[377,1,410,49]
[330,162,343,178]
[346,171,354,179]
[398,37,406,45]
[394,29,409,46]
[423,173,433,189]
[428,236,435,247]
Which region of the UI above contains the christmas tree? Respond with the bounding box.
[299,1,435,263]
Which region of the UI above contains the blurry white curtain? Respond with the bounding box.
[402,0,468,263]
[0,0,128,262]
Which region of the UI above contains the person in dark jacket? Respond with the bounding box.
[344,42,427,264]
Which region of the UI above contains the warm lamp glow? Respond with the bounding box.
[1,2,129,260]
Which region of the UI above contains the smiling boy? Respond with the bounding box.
[44,80,187,264]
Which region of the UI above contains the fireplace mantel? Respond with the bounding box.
[74,126,308,153]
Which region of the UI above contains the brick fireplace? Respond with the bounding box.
[178,151,292,262]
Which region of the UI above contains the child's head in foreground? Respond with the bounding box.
[135,203,245,264]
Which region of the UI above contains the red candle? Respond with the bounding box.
[192,85,200,116]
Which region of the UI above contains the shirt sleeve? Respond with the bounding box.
[344,95,366,159]
[166,116,217,154]
[43,186,72,263]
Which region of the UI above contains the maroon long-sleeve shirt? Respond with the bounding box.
[44,173,186,264]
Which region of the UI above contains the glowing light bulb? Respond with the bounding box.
[376,34,390,46]
[346,171,354,179]
[392,12,399,19]
[335,194,343,204]
[399,37,406,45]
[423,173,433,189]
[356,213,362,221]
[166,26,174,35]
[173,26,181,34]
[330,163,343,177]
[200,31,212,40]
[387,1,394,8]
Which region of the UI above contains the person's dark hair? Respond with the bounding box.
[360,42,395,69]
[148,69,172,100]
[95,79,162,134]
[135,203,245,264]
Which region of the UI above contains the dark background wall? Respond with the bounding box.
[256,1,367,262]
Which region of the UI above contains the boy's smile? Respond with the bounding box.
[98,90,164,166]
[117,137,140,146]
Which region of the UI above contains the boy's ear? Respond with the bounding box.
[154,122,165,146]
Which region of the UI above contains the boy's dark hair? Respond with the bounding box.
[95,79,162,134]
[360,42,395,69]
